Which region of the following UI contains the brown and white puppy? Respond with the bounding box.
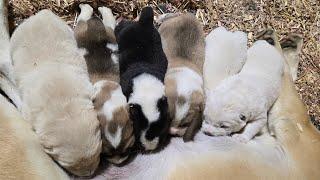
[10,10,102,176]
[158,13,205,141]
[74,4,134,165]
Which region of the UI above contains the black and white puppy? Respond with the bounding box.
[115,7,170,151]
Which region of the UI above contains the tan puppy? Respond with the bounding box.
[159,14,205,141]
[74,4,134,165]
[10,10,101,176]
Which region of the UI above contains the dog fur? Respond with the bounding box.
[115,7,170,151]
[158,13,205,141]
[203,40,284,142]
[203,27,247,91]
[74,4,134,165]
[10,10,101,176]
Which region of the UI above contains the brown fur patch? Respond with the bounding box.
[165,77,178,121]
[182,91,204,141]
[93,81,118,110]
[159,13,205,74]
[75,17,119,83]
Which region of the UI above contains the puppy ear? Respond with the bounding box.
[183,93,204,142]
[138,7,154,26]
[183,107,203,142]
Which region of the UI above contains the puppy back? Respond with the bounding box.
[159,14,205,71]
[75,17,118,82]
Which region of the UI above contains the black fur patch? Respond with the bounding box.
[115,7,170,151]
[129,96,171,151]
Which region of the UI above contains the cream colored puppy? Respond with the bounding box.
[10,10,101,176]
[203,40,284,142]
[159,13,205,141]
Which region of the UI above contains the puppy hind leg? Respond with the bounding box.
[98,7,116,30]
[77,4,93,24]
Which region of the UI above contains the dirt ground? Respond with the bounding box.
[8,0,320,128]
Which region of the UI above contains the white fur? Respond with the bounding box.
[203,40,284,142]
[129,73,165,123]
[105,126,123,148]
[111,53,119,64]
[106,43,119,64]
[203,27,247,91]
[92,133,288,180]
[77,4,93,23]
[166,67,203,123]
[99,7,116,30]
[140,131,159,150]
[98,85,127,121]
[106,43,118,52]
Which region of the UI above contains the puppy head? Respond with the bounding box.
[128,73,170,151]
[203,91,248,136]
[92,80,135,164]
[114,7,159,57]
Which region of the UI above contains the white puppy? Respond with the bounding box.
[203,40,284,142]
[10,10,101,176]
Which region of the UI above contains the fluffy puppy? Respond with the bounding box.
[203,40,284,143]
[115,7,170,151]
[74,4,134,165]
[202,27,247,137]
[10,10,101,176]
[158,14,205,141]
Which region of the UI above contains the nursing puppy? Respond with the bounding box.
[74,4,134,165]
[115,7,170,151]
[10,10,101,176]
[203,40,284,143]
[202,27,247,137]
[158,14,205,141]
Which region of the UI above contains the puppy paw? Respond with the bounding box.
[99,7,116,30]
[232,134,250,143]
[79,4,93,13]
[77,4,93,23]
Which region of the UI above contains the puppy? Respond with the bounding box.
[115,7,170,151]
[158,14,205,141]
[10,10,101,176]
[203,40,284,143]
[74,4,134,165]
